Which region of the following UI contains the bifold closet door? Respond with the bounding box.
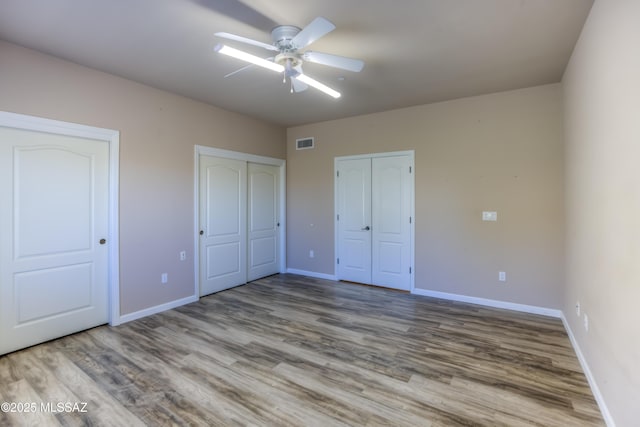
[199,156,247,296]
[371,155,412,290]
[247,163,280,281]
[336,158,372,284]
[0,126,109,355]
[337,155,411,291]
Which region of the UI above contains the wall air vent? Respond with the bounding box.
[296,137,314,150]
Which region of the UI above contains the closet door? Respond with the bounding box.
[336,154,412,291]
[372,156,412,290]
[336,158,372,284]
[199,155,247,296]
[247,163,280,281]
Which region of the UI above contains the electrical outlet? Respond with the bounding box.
[161,273,168,284]
[575,301,580,316]
[498,271,506,282]
[584,314,589,332]
[179,250,186,261]
[309,250,314,258]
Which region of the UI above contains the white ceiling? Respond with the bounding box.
[0,0,593,127]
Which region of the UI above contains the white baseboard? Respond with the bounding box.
[286,268,337,281]
[560,314,615,427]
[116,294,198,325]
[411,288,562,318]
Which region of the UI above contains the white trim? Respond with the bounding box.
[409,155,415,292]
[194,145,287,296]
[117,295,198,325]
[0,111,119,141]
[560,314,616,427]
[335,150,415,161]
[192,148,201,300]
[196,146,285,167]
[278,163,287,273]
[0,111,121,326]
[107,131,121,326]
[411,288,563,318]
[334,150,415,291]
[286,268,338,281]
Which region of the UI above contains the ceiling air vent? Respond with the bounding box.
[296,137,314,150]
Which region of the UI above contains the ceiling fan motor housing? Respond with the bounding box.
[271,25,302,51]
[271,25,304,73]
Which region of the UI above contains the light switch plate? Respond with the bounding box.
[482,211,498,221]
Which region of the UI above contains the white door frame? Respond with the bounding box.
[0,111,121,325]
[194,145,286,295]
[334,150,415,291]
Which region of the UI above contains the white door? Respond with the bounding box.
[247,163,280,281]
[199,155,247,296]
[0,126,109,355]
[372,156,412,290]
[336,154,412,291]
[336,158,372,284]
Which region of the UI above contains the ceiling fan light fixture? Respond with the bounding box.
[295,74,341,99]
[215,44,284,73]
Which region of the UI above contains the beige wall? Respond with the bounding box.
[0,40,285,316]
[287,84,564,308]
[562,0,640,425]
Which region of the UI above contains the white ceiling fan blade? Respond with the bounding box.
[291,65,308,92]
[291,78,308,93]
[215,32,278,51]
[303,51,364,72]
[291,17,336,49]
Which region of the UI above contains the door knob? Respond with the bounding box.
[362,226,370,231]
[199,230,204,235]
[99,238,107,245]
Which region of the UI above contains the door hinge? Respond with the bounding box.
[337,170,340,177]
[337,214,339,221]
[337,258,340,264]
[409,267,412,274]
[409,216,412,224]
[409,166,412,173]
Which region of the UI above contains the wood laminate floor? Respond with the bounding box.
[0,274,603,426]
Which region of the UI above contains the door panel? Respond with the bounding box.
[206,242,241,278]
[247,163,279,281]
[372,156,412,290]
[0,127,109,355]
[337,158,372,284]
[16,147,93,257]
[15,263,93,323]
[199,156,247,295]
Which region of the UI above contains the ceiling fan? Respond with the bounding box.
[214,17,364,99]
